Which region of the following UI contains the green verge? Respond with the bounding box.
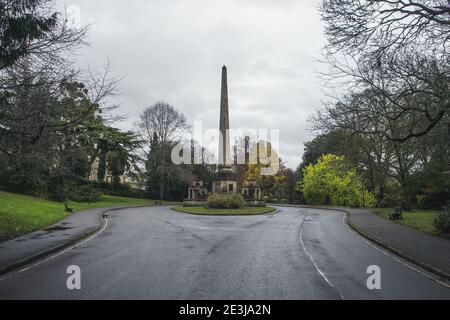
[371,207,439,235]
[173,205,275,216]
[0,191,177,240]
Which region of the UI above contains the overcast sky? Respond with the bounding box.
[56,0,326,169]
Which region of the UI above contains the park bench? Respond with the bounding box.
[389,207,403,220]
[64,202,74,213]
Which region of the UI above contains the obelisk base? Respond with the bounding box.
[212,166,237,194]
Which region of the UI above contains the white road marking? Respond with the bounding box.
[299,215,345,300]
[0,216,109,281]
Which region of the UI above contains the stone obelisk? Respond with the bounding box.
[219,65,231,167]
[213,65,237,194]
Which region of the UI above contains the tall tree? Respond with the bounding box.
[138,103,189,200]
[320,0,449,59]
[315,52,449,142]
[145,135,184,200]
[318,0,449,142]
[138,101,188,147]
[0,0,86,70]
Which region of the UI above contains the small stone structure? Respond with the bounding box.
[187,180,208,201]
[212,169,237,194]
[242,180,261,200]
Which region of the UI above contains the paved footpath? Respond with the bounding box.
[346,208,450,277]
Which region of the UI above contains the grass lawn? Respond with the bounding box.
[173,205,275,216]
[371,207,439,235]
[0,191,175,240]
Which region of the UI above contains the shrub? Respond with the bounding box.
[47,176,69,201]
[68,184,103,203]
[271,198,279,203]
[93,181,146,199]
[299,154,375,208]
[263,196,270,202]
[377,183,403,208]
[207,193,245,209]
[207,193,225,208]
[47,179,104,203]
[416,192,450,210]
[433,203,450,235]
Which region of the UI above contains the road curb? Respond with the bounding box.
[170,206,278,216]
[277,204,450,281]
[0,204,155,277]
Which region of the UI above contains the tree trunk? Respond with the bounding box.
[402,184,413,211]
[97,151,107,181]
[159,181,164,201]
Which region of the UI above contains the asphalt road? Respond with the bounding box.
[0,206,449,299]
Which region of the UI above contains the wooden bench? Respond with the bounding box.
[389,207,403,220]
[64,202,74,213]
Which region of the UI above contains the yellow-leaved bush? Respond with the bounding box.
[297,154,375,208]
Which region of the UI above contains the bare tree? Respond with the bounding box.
[316,0,449,142]
[315,50,449,142]
[138,101,189,150]
[0,59,120,142]
[0,0,121,139]
[320,0,450,58]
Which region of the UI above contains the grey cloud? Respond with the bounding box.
[57,0,325,168]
